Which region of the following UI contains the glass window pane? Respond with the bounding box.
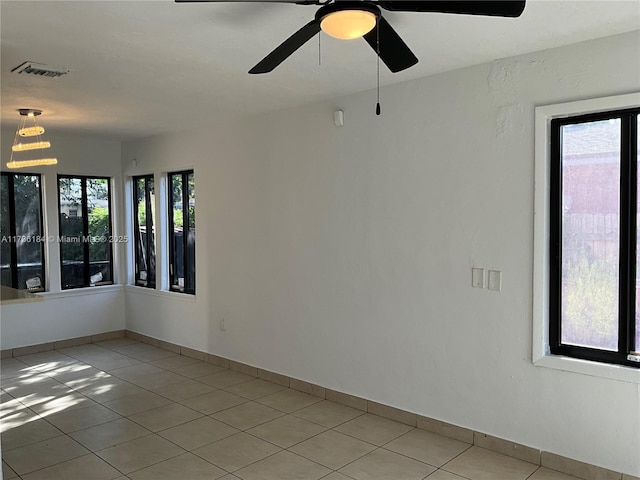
[134,176,155,287]
[134,178,147,285]
[561,119,620,351]
[87,178,111,284]
[171,173,183,290]
[186,172,195,292]
[636,114,640,352]
[1,175,11,288]
[14,175,44,290]
[59,177,85,288]
[147,177,156,286]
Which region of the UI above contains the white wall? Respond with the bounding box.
[123,31,637,475]
[121,121,264,354]
[1,132,125,348]
[1,288,125,349]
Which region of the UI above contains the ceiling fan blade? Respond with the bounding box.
[175,0,320,3]
[378,1,526,17]
[363,16,418,73]
[249,19,321,74]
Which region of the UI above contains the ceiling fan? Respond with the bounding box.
[176,0,526,74]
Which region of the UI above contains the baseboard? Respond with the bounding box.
[1,330,126,358]
[2,329,636,480]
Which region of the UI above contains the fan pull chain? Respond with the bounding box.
[318,33,322,66]
[376,20,381,116]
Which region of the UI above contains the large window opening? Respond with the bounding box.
[549,108,639,367]
[0,173,45,291]
[133,175,155,288]
[58,175,113,289]
[168,170,195,294]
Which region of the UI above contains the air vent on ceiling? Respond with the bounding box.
[11,61,69,78]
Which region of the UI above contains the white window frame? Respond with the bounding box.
[533,92,640,384]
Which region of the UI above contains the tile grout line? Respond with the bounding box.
[2,436,90,479]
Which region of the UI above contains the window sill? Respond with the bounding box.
[534,353,640,384]
[38,284,124,299]
[0,285,45,305]
[125,285,196,303]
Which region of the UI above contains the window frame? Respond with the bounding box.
[1,172,46,291]
[167,170,195,295]
[549,108,639,368]
[533,94,640,383]
[133,174,156,288]
[57,174,114,289]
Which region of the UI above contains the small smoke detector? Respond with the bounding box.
[11,61,69,78]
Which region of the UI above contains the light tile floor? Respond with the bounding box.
[1,339,584,480]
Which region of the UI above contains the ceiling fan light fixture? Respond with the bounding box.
[320,9,377,40]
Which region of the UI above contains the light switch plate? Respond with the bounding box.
[488,270,502,291]
[472,268,484,288]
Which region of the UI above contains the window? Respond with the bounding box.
[168,170,195,294]
[58,175,113,289]
[133,175,155,288]
[549,107,639,368]
[0,173,45,291]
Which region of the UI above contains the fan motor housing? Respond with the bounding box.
[315,1,381,22]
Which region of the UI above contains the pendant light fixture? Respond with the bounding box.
[7,109,57,169]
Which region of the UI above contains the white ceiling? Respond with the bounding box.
[1,0,639,141]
